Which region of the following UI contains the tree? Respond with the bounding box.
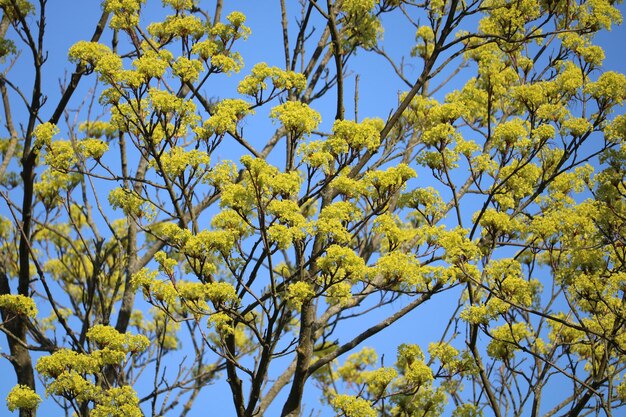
[1,0,626,416]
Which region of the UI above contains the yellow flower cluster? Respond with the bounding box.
[35,325,148,414]
[296,118,384,172]
[337,347,377,382]
[91,386,143,417]
[0,294,38,318]
[267,199,310,249]
[326,118,383,153]
[208,311,234,334]
[585,71,626,104]
[286,281,315,308]
[149,146,210,178]
[413,25,435,58]
[316,201,362,243]
[330,394,376,417]
[479,0,540,42]
[270,101,321,136]
[108,187,154,219]
[149,88,197,116]
[560,33,605,66]
[477,209,522,238]
[212,12,251,41]
[6,385,41,412]
[103,0,145,29]
[0,0,34,23]
[44,138,109,173]
[207,99,252,135]
[363,164,416,203]
[218,155,302,222]
[437,227,481,264]
[486,322,530,360]
[372,213,416,249]
[400,186,445,219]
[34,170,81,208]
[132,265,239,307]
[578,0,623,31]
[148,14,205,40]
[492,119,529,152]
[154,250,178,276]
[211,209,253,239]
[162,0,194,11]
[396,344,433,386]
[339,0,382,50]
[68,41,114,69]
[132,47,172,79]
[360,367,398,396]
[317,245,366,283]
[204,281,239,304]
[86,324,150,353]
[428,342,459,371]
[373,251,424,290]
[325,281,353,306]
[604,114,626,143]
[172,56,204,82]
[238,62,307,97]
[33,122,59,148]
[492,161,541,209]
[330,171,366,197]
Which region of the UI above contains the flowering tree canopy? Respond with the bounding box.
[1,1,626,416]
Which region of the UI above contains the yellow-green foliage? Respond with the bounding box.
[585,71,626,103]
[452,404,482,417]
[86,324,150,353]
[5,2,626,417]
[34,325,147,414]
[316,201,362,243]
[149,146,210,177]
[149,88,197,119]
[339,347,377,378]
[414,25,435,58]
[270,101,321,136]
[172,56,204,82]
[103,0,145,29]
[437,227,481,264]
[33,122,59,148]
[132,48,171,79]
[331,394,377,417]
[267,199,310,249]
[0,294,37,318]
[338,0,382,49]
[361,367,398,396]
[91,386,143,417]
[487,322,531,360]
[317,245,366,291]
[238,62,307,96]
[0,0,34,22]
[286,281,315,308]
[326,118,383,153]
[149,15,205,40]
[397,344,434,386]
[6,385,41,412]
[207,99,252,135]
[108,187,155,219]
[373,251,424,289]
[208,311,234,335]
[363,164,416,203]
[204,281,239,304]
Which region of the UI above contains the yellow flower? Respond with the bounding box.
[6,385,41,412]
[270,101,321,136]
